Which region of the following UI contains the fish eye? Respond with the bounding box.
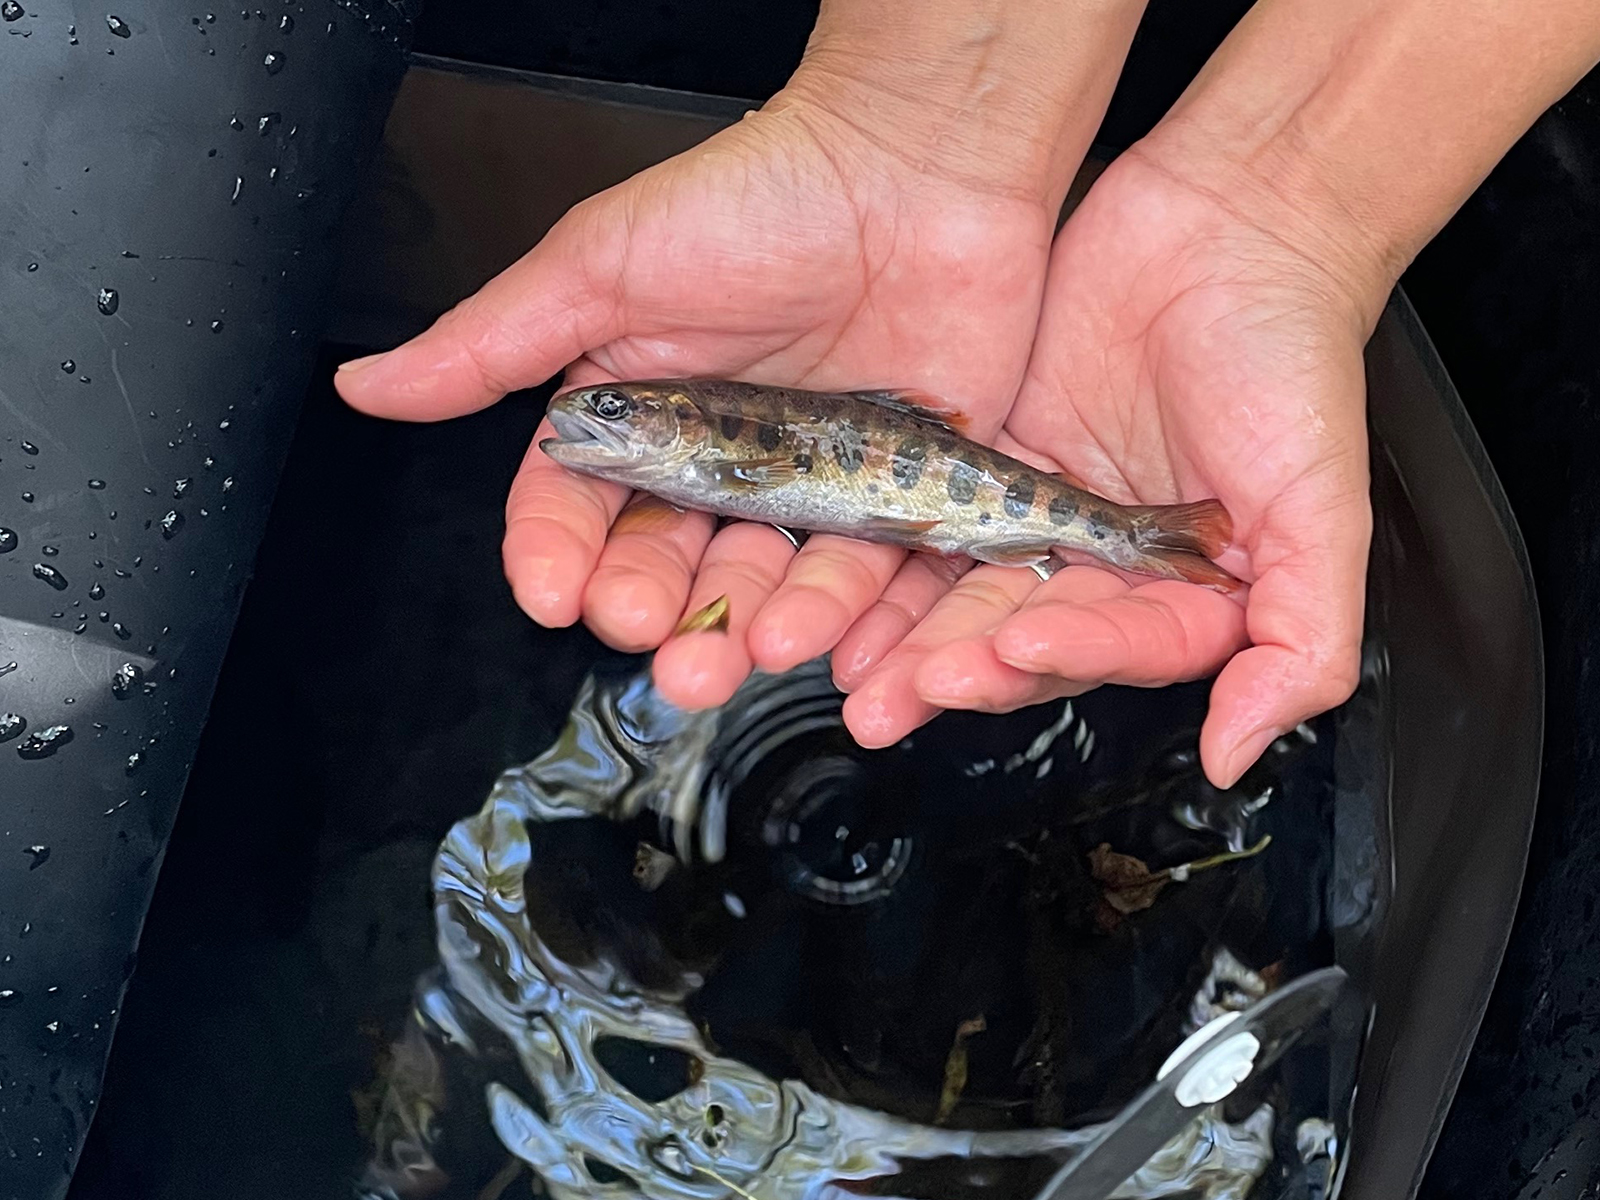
[592,389,630,420]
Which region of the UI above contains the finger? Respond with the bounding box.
[502,418,630,628]
[334,199,622,421]
[746,538,907,675]
[581,496,716,652]
[913,635,1090,715]
[842,565,1044,749]
[830,554,971,692]
[1201,492,1372,789]
[991,568,1249,687]
[651,523,798,710]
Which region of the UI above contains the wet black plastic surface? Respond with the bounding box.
[0,6,406,1197]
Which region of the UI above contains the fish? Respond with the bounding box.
[540,380,1241,591]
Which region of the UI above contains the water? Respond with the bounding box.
[159,510,184,539]
[105,13,130,37]
[262,50,284,73]
[20,440,38,455]
[16,723,72,760]
[0,714,24,742]
[111,663,143,699]
[90,583,105,600]
[32,563,68,591]
[355,655,1364,1200]
[88,479,105,490]
[62,359,75,372]
[0,2,22,21]
[96,286,119,316]
[0,527,16,553]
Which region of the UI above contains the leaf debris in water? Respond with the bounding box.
[1089,835,1272,931]
[632,842,677,892]
[934,1014,987,1125]
[674,594,730,637]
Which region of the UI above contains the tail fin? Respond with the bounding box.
[1127,498,1233,560]
[1129,546,1245,594]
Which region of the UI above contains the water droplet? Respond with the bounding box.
[262,49,283,73]
[0,528,16,553]
[159,510,183,539]
[173,478,191,497]
[0,661,15,678]
[111,662,142,698]
[267,165,278,185]
[205,11,213,20]
[277,12,291,31]
[257,111,278,135]
[0,989,19,1007]
[124,750,142,773]
[17,723,72,759]
[228,113,244,131]
[325,19,333,33]
[32,563,68,591]
[24,845,49,869]
[203,456,215,469]
[1,2,23,21]
[105,13,130,37]
[60,359,74,372]
[0,714,24,742]
[20,491,34,503]
[229,176,242,204]
[45,1020,59,1033]
[89,582,104,599]
[87,478,105,489]
[221,476,234,492]
[111,621,130,640]
[40,544,57,557]
[210,319,223,332]
[26,262,38,272]
[218,419,230,430]
[20,440,38,455]
[96,286,119,315]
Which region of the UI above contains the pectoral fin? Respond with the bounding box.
[711,456,810,490]
[862,517,943,542]
[848,389,970,435]
[971,543,1054,569]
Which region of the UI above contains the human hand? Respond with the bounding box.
[833,143,1380,788]
[334,0,1145,712]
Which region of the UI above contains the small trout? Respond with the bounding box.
[541,380,1240,590]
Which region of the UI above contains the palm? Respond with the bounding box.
[839,152,1373,788]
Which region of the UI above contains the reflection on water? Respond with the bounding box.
[357,657,1367,1200]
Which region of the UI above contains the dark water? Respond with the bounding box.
[69,360,1380,1200]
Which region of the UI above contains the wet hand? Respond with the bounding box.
[840,146,1378,788]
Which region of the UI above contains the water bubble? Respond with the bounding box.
[0,989,19,1007]
[257,111,278,135]
[229,176,242,204]
[229,113,244,131]
[0,528,16,553]
[125,750,142,773]
[218,419,230,430]
[87,478,105,490]
[40,544,57,557]
[210,319,224,332]
[32,563,68,591]
[97,611,109,622]
[89,583,104,600]
[262,49,283,73]
[96,286,119,315]
[1,2,23,21]
[159,510,183,539]
[24,845,49,869]
[203,456,215,469]
[0,661,15,678]
[17,723,71,759]
[278,12,291,31]
[0,714,24,742]
[20,440,38,455]
[111,663,142,698]
[60,359,75,372]
[112,621,130,640]
[20,491,34,503]
[105,13,130,36]
[221,476,234,492]
[45,1020,58,1032]
[173,478,191,498]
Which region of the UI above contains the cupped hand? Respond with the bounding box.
[334,77,1062,711]
[836,145,1377,788]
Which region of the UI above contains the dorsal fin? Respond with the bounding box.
[847,389,970,435]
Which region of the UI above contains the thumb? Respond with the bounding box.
[333,199,624,422]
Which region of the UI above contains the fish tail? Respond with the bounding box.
[1124,546,1245,594]
[1126,498,1233,560]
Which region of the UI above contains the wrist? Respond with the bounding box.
[772,0,1148,211]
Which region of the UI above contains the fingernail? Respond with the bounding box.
[337,352,386,374]
[1224,726,1281,788]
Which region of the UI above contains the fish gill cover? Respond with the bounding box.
[355,651,1384,1200]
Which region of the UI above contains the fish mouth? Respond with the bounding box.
[541,406,632,464]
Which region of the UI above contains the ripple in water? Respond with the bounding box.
[356,656,1370,1200]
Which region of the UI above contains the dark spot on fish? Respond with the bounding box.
[933,433,957,454]
[1092,526,1106,540]
[1048,494,1079,526]
[978,512,992,525]
[891,438,927,489]
[834,437,864,474]
[947,459,981,506]
[719,414,744,441]
[793,452,813,473]
[757,422,784,452]
[674,404,698,423]
[866,483,880,496]
[1004,478,1036,520]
